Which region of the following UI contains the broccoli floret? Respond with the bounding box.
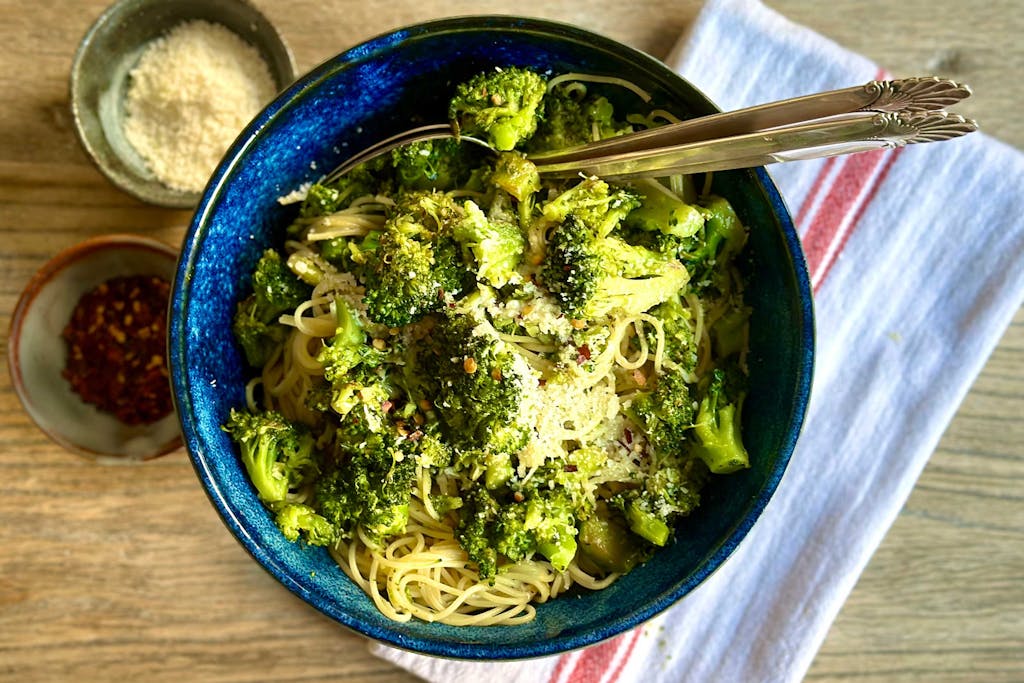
[429,493,464,518]
[542,214,689,319]
[305,297,394,425]
[223,408,316,505]
[315,416,417,546]
[327,364,392,431]
[625,370,695,457]
[712,303,751,359]
[610,459,703,547]
[449,67,547,151]
[315,299,383,382]
[650,294,698,375]
[541,177,641,238]
[420,312,532,454]
[250,249,314,306]
[362,192,469,326]
[319,230,383,286]
[528,83,633,152]
[624,180,706,239]
[414,429,454,469]
[232,300,287,369]
[491,151,541,202]
[456,485,583,577]
[577,502,645,574]
[455,488,545,579]
[682,195,747,287]
[618,368,709,546]
[391,138,479,192]
[314,301,394,427]
[452,200,525,288]
[298,160,388,219]
[524,489,578,572]
[493,503,534,563]
[693,367,750,474]
[232,250,313,367]
[275,503,335,546]
[456,487,502,578]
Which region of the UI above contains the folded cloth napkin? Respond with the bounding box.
[372,0,1024,680]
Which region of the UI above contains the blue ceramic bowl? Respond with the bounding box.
[170,16,814,659]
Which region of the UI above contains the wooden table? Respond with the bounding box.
[1,1,1020,680]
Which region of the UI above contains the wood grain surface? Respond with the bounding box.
[1,1,1020,681]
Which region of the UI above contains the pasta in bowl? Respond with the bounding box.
[170,16,813,659]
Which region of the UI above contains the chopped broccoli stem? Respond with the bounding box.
[694,369,750,474]
[625,502,671,546]
[577,507,644,574]
[712,304,751,359]
[484,450,514,490]
[625,180,705,239]
[492,151,541,201]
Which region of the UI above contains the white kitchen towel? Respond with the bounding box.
[372,0,1024,680]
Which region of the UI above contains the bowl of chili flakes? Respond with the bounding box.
[9,234,182,460]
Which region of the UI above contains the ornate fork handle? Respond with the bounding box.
[860,77,973,113]
[529,77,973,164]
[535,111,979,179]
[894,111,980,143]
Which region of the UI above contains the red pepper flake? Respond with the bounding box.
[61,274,172,425]
[563,464,578,473]
[624,428,633,445]
[576,343,591,364]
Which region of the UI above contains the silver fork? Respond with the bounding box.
[323,77,977,184]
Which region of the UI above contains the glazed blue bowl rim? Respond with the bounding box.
[170,15,815,660]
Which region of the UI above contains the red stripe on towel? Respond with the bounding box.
[548,631,631,683]
[798,68,898,290]
[795,156,839,230]
[548,649,577,683]
[813,146,903,288]
[801,148,889,284]
[567,633,627,683]
[602,628,644,683]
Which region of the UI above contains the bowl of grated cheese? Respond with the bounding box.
[70,0,296,208]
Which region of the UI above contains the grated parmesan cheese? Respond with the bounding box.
[123,20,277,193]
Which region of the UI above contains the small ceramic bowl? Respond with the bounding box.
[170,16,814,659]
[9,235,182,461]
[69,0,296,208]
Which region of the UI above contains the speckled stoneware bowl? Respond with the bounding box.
[70,0,296,208]
[169,16,814,659]
[9,234,182,461]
